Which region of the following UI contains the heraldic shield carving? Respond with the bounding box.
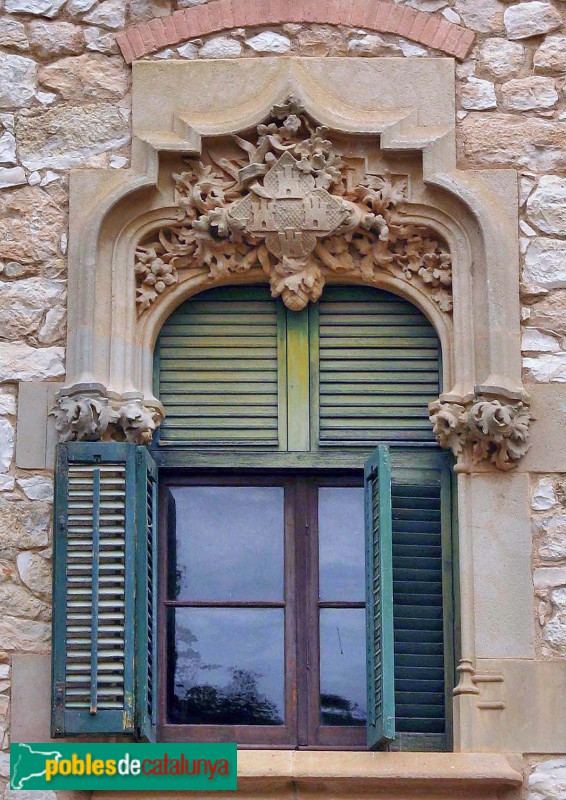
[135,97,453,313]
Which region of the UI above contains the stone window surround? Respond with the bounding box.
[60,57,528,468]
[13,55,557,773]
[115,0,476,64]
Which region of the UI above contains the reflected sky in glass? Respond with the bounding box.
[318,487,365,602]
[319,608,366,726]
[169,608,285,725]
[169,486,284,601]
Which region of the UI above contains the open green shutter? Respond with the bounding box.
[391,467,451,747]
[365,444,395,749]
[52,442,157,738]
[134,446,158,741]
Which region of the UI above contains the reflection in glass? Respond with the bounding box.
[168,608,285,725]
[318,487,365,601]
[168,486,284,601]
[319,608,366,726]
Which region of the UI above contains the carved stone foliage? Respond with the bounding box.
[51,392,161,446]
[429,394,532,470]
[135,96,453,313]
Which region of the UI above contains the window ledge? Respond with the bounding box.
[93,751,523,799]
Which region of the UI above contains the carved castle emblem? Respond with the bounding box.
[135,96,453,313]
[229,151,349,263]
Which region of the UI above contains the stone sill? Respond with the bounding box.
[93,751,524,799]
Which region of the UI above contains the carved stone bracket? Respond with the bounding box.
[135,96,453,314]
[429,393,532,471]
[51,388,163,446]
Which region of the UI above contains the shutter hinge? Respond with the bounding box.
[52,681,65,735]
[368,468,378,481]
[57,514,66,535]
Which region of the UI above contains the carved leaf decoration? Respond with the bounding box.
[429,397,532,470]
[134,98,453,315]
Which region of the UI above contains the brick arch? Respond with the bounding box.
[116,0,475,64]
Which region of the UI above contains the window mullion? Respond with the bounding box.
[293,476,312,746]
[286,308,310,451]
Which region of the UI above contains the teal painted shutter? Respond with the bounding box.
[52,442,157,738]
[318,287,440,444]
[135,446,158,741]
[365,444,395,749]
[391,470,450,744]
[157,286,281,446]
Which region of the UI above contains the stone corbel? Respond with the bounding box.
[51,386,163,446]
[429,390,532,471]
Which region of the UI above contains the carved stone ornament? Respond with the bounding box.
[51,391,162,446]
[429,394,532,471]
[135,96,453,313]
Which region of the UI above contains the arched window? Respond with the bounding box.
[154,285,454,750]
[51,284,454,751]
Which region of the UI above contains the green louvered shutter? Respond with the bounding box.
[157,287,282,447]
[317,287,440,444]
[391,468,451,747]
[365,445,395,749]
[135,446,158,741]
[52,442,157,737]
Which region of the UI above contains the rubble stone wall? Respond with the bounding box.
[0,1,565,798]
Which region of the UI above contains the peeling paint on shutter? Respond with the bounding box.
[157,287,281,446]
[52,442,136,736]
[317,287,440,445]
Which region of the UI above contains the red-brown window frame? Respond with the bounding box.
[157,471,366,749]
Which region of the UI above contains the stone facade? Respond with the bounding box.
[0,1,565,799]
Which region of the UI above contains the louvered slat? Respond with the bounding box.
[157,287,280,446]
[392,481,446,736]
[318,287,440,444]
[66,464,126,712]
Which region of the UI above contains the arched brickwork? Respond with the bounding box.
[116,0,476,64]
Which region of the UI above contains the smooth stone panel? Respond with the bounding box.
[470,473,534,658]
[11,653,51,743]
[520,384,566,472]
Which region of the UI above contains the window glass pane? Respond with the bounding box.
[168,608,285,725]
[168,486,284,601]
[319,608,366,726]
[318,487,365,601]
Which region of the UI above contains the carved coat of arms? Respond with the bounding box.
[135,97,453,313]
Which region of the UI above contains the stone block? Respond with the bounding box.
[10,654,51,744]
[529,759,566,800]
[16,103,130,171]
[504,1,561,39]
[500,76,558,112]
[0,344,64,383]
[39,54,130,103]
[527,176,566,237]
[16,382,61,470]
[0,53,36,109]
[469,472,534,658]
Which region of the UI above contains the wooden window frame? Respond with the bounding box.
[152,286,455,750]
[158,471,370,748]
